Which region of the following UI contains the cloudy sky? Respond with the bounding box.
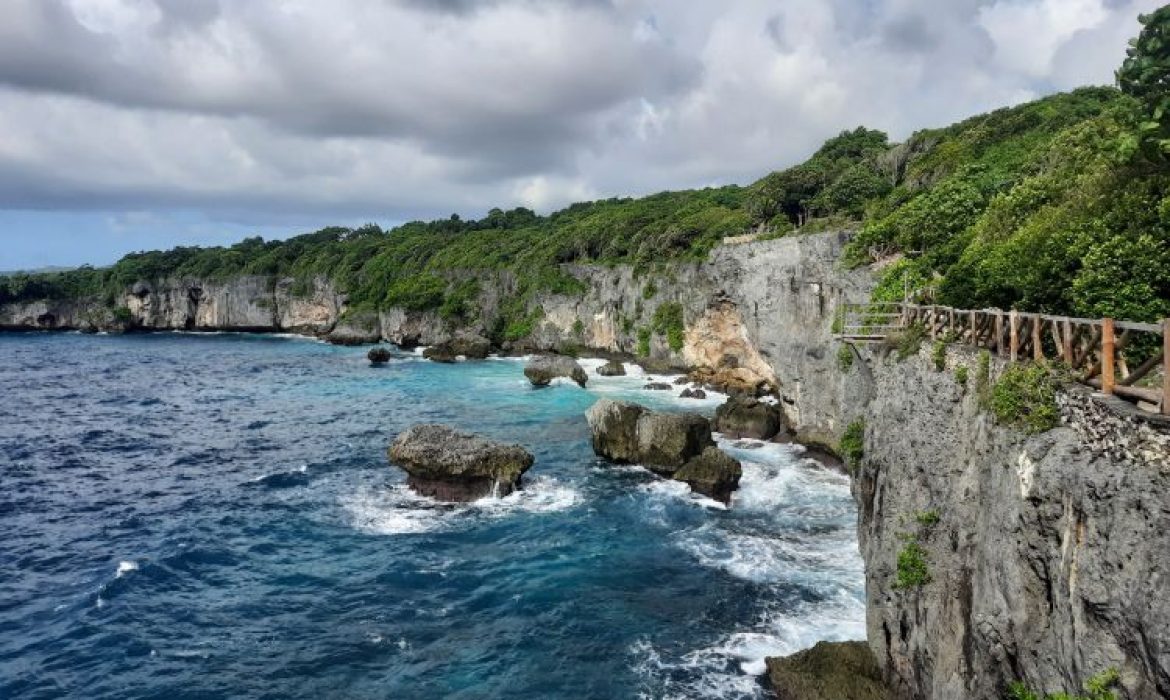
[0,0,1161,269]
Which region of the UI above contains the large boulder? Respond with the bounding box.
[585,400,646,463]
[714,396,787,440]
[423,333,492,363]
[326,311,382,346]
[634,412,715,472]
[524,354,588,388]
[586,399,742,501]
[367,347,392,365]
[388,424,534,502]
[674,447,742,503]
[765,641,889,700]
[596,359,626,376]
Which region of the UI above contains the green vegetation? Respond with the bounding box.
[976,350,993,402]
[887,323,927,361]
[4,11,1169,336]
[572,318,585,336]
[636,327,652,357]
[651,302,686,352]
[1007,669,1120,700]
[915,509,941,527]
[955,365,969,387]
[931,339,947,371]
[894,542,931,589]
[990,362,1061,434]
[837,344,855,371]
[840,419,865,470]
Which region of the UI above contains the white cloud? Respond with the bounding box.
[0,0,1157,229]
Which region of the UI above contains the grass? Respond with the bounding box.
[837,345,855,371]
[989,362,1061,434]
[894,542,931,589]
[840,419,865,471]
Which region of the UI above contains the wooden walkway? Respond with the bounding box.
[836,302,1170,416]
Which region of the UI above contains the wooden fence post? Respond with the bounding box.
[1032,316,1043,362]
[1101,318,1115,395]
[995,312,1004,356]
[1062,318,1073,366]
[969,311,976,345]
[1009,310,1019,362]
[1162,318,1169,415]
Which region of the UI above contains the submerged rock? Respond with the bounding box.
[643,382,672,391]
[596,359,626,376]
[524,354,588,388]
[765,641,889,700]
[714,396,787,440]
[585,399,742,501]
[367,347,392,365]
[674,447,742,503]
[388,424,534,502]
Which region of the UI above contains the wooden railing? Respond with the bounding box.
[836,302,1170,416]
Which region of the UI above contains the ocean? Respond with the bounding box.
[0,332,863,699]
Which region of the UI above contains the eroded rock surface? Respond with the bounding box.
[388,424,534,502]
[765,641,889,700]
[714,396,787,440]
[524,354,588,388]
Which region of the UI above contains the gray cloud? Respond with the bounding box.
[0,0,1162,228]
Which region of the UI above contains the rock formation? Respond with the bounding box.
[765,641,889,700]
[387,424,534,502]
[367,347,392,365]
[714,396,787,440]
[585,399,742,502]
[423,333,492,363]
[596,359,626,376]
[524,354,588,387]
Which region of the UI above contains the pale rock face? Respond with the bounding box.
[682,299,775,388]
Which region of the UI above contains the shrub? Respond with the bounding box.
[572,318,585,336]
[1007,668,1120,700]
[636,327,651,357]
[642,280,658,299]
[915,509,941,526]
[975,350,992,402]
[885,323,926,361]
[837,344,855,371]
[894,542,931,589]
[438,279,480,321]
[840,419,865,470]
[931,339,947,370]
[111,307,133,323]
[955,365,969,387]
[651,302,685,352]
[989,362,1060,434]
[384,274,446,312]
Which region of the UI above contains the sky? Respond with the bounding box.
[0,0,1163,270]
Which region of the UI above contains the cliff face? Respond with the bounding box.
[851,344,1170,700]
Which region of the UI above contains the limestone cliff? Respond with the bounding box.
[848,343,1170,700]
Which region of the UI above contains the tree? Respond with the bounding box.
[1118,6,1170,160]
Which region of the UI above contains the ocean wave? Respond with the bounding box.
[341,475,582,535]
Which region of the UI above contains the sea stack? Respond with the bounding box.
[388,424,534,502]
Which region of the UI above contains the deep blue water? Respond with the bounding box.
[0,332,863,700]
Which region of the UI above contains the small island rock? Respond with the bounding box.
[596,359,627,376]
[674,447,742,503]
[388,424,534,502]
[525,354,588,388]
[367,347,392,365]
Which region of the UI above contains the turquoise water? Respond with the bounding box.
[0,332,863,699]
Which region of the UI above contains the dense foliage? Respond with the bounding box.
[4,11,1170,330]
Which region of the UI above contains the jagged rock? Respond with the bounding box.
[673,376,690,385]
[674,447,742,503]
[423,333,491,363]
[367,347,392,365]
[687,366,772,397]
[643,382,672,391]
[680,388,708,399]
[387,424,534,502]
[585,399,646,463]
[765,641,889,700]
[633,411,715,472]
[327,311,382,346]
[525,354,588,388]
[714,396,787,440]
[596,359,627,376]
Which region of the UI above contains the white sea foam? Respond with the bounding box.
[341,476,582,535]
[115,560,138,577]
